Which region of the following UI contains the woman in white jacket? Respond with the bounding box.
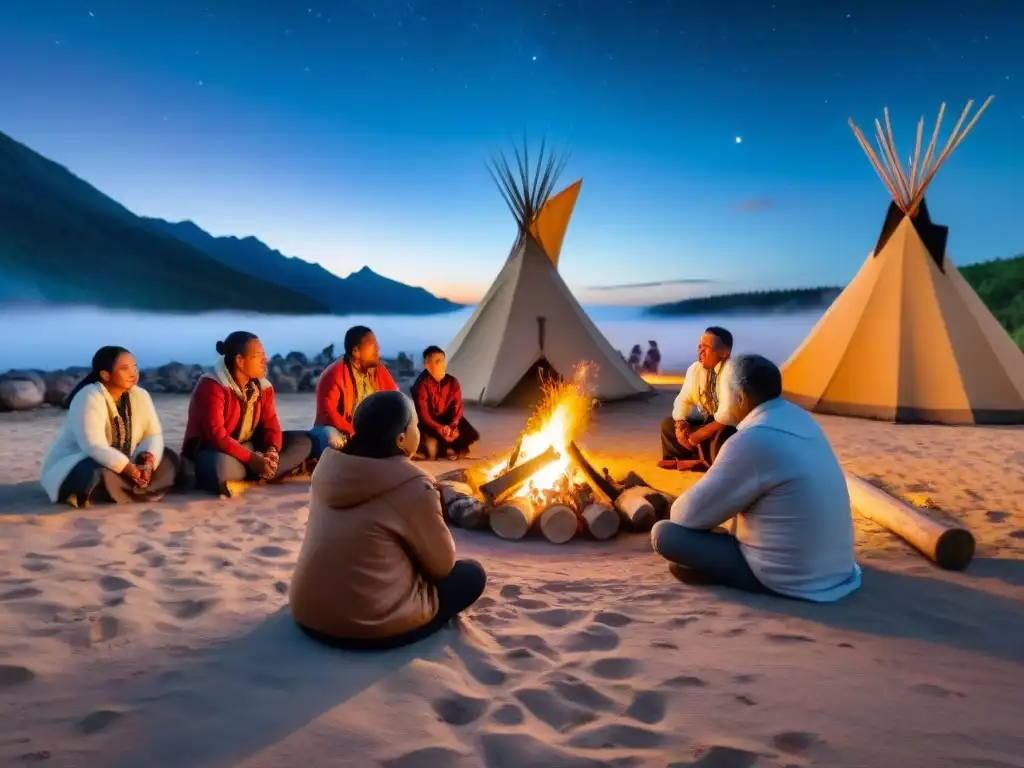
[40,346,179,507]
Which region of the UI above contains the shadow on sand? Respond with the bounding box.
[705,563,1024,665]
[106,609,455,768]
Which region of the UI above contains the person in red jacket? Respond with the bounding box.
[311,325,399,457]
[182,331,314,496]
[410,346,479,460]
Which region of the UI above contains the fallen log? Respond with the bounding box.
[613,485,658,532]
[539,503,579,544]
[845,472,975,571]
[603,469,675,519]
[436,468,469,484]
[448,496,488,530]
[438,481,475,507]
[582,502,619,540]
[480,446,560,505]
[490,496,542,540]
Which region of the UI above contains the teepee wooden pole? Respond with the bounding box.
[882,109,913,204]
[850,120,904,207]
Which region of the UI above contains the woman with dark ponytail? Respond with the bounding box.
[181,331,314,496]
[291,390,487,650]
[40,346,179,506]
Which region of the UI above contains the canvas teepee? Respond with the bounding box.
[446,140,651,406]
[782,96,1024,425]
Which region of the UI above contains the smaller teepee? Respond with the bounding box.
[782,96,1024,425]
[446,140,651,406]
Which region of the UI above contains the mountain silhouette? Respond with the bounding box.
[0,130,325,314]
[143,217,461,315]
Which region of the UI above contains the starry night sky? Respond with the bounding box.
[1,1,1021,305]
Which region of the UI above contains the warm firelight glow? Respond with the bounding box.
[641,372,686,387]
[476,364,597,498]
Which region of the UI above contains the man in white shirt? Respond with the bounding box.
[650,354,862,602]
[658,326,735,471]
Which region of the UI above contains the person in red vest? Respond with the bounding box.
[181,331,314,495]
[410,346,479,460]
[311,325,399,457]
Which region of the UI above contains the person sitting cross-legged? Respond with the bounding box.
[290,390,487,650]
[41,346,179,507]
[651,354,862,602]
[181,331,314,496]
[411,345,480,460]
[659,326,736,471]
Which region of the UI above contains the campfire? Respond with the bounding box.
[436,366,676,544]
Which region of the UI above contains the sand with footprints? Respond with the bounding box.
[0,390,1023,767]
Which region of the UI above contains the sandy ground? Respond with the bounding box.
[0,390,1023,768]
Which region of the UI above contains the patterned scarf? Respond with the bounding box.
[110,393,134,456]
[350,364,376,412]
[699,367,720,417]
[234,380,261,443]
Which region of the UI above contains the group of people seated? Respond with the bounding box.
[626,341,661,374]
[35,321,861,654]
[40,325,480,507]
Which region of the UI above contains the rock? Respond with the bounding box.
[396,352,415,377]
[0,379,45,411]
[44,373,78,407]
[270,372,298,393]
[316,344,335,365]
[285,351,308,366]
[156,362,195,394]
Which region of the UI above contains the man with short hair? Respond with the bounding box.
[411,346,479,459]
[651,354,862,602]
[311,326,399,456]
[658,326,735,471]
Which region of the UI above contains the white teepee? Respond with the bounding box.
[446,141,651,406]
[782,96,1024,425]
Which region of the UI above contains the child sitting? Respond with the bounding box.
[410,346,480,460]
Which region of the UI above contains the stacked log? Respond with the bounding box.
[490,496,542,540]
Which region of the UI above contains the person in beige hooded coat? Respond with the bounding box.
[290,390,487,649]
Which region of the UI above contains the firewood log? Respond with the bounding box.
[436,468,469,484]
[845,473,975,570]
[582,502,619,540]
[481,447,560,504]
[448,497,488,530]
[438,481,475,507]
[613,485,658,532]
[539,503,579,544]
[490,496,542,540]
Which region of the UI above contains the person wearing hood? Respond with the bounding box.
[651,354,862,602]
[40,346,178,507]
[290,390,487,650]
[310,325,399,457]
[181,331,314,496]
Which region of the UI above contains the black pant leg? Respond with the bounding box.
[271,431,314,477]
[660,417,698,460]
[57,458,105,504]
[194,449,250,494]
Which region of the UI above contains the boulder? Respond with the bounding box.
[0,379,45,411]
[395,352,415,377]
[271,372,299,393]
[285,351,309,366]
[44,373,79,407]
[156,362,195,394]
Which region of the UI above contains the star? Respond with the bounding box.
[735,136,743,144]
[531,55,537,61]
[88,10,95,17]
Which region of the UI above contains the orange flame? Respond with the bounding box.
[477,364,597,497]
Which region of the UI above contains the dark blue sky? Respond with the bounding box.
[1,1,1020,304]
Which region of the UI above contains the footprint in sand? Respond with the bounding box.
[514,686,598,732]
[77,710,122,735]
[734,694,757,706]
[0,587,43,601]
[0,665,35,687]
[661,675,709,689]
[490,703,525,725]
[986,510,1008,523]
[765,633,815,644]
[548,673,619,712]
[562,623,621,653]
[381,745,472,768]
[22,553,59,574]
[216,541,242,551]
[566,722,666,750]
[513,598,549,610]
[59,533,103,549]
[137,508,163,529]
[500,585,521,600]
[99,575,134,592]
[589,657,638,681]
[431,692,489,726]
[528,608,588,628]
[651,640,678,650]
[625,690,666,724]
[594,611,633,627]
[145,552,167,568]
[251,545,289,558]
[159,598,218,620]
[1009,530,1024,540]
[672,745,761,768]
[772,731,819,754]
[666,616,700,629]
[479,731,609,768]
[732,673,759,684]
[494,633,559,659]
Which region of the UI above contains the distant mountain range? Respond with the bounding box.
[0,129,461,315]
[142,218,460,315]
